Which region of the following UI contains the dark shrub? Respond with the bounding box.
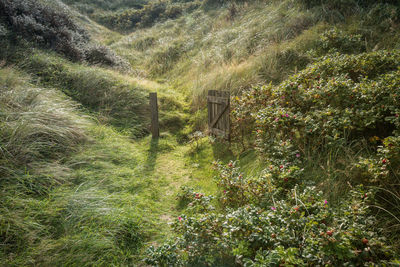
[85,44,130,69]
[0,0,130,68]
[0,0,89,61]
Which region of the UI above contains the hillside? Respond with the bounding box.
[1,0,400,266]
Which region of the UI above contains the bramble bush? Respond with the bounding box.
[145,162,396,266]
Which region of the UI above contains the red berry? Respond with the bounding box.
[362,238,369,245]
[228,162,233,167]
[326,230,333,236]
[382,159,387,164]
[271,233,276,238]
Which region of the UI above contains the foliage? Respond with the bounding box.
[146,162,397,266]
[229,49,400,253]
[253,50,400,155]
[0,0,129,68]
[93,1,200,32]
[188,131,206,152]
[145,242,184,266]
[313,28,366,55]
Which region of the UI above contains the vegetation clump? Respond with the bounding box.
[145,163,396,266]
[0,0,129,68]
[146,49,400,265]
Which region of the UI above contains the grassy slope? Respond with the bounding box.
[0,0,229,265]
[110,0,400,109]
[0,61,223,265]
[0,7,224,260]
[2,0,400,265]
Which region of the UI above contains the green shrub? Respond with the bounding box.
[228,50,400,254]
[313,28,366,55]
[253,50,400,155]
[145,242,184,266]
[146,162,396,266]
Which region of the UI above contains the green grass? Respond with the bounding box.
[2,0,400,264]
[109,0,400,110]
[0,64,225,265]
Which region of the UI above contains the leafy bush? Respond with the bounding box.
[253,50,400,155]
[145,242,184,266]
[313,28,366,55]
[145,162,397,266]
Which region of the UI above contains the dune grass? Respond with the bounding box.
[110,0,400,111]
[1,0,400,264]
[0,65,227,265]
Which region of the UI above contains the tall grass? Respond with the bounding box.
[0,68,148,266]
[0,66,90,263]
[0,67,88,178]
[2,47,149,136]
[111,0,399,110]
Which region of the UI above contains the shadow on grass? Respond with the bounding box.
[144,138,159,173]
[211,141,234,162]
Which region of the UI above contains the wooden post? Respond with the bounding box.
[150,92,159,139]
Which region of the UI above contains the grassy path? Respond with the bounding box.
[133,134,219,245]
[62,123,219,264]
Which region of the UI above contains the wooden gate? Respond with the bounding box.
[207,90,230,139]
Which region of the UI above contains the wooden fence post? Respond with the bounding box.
[150,92,159,139]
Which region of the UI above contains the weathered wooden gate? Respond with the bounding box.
[207,90,230,139]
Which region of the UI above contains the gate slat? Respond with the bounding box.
[207,90,230,139]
